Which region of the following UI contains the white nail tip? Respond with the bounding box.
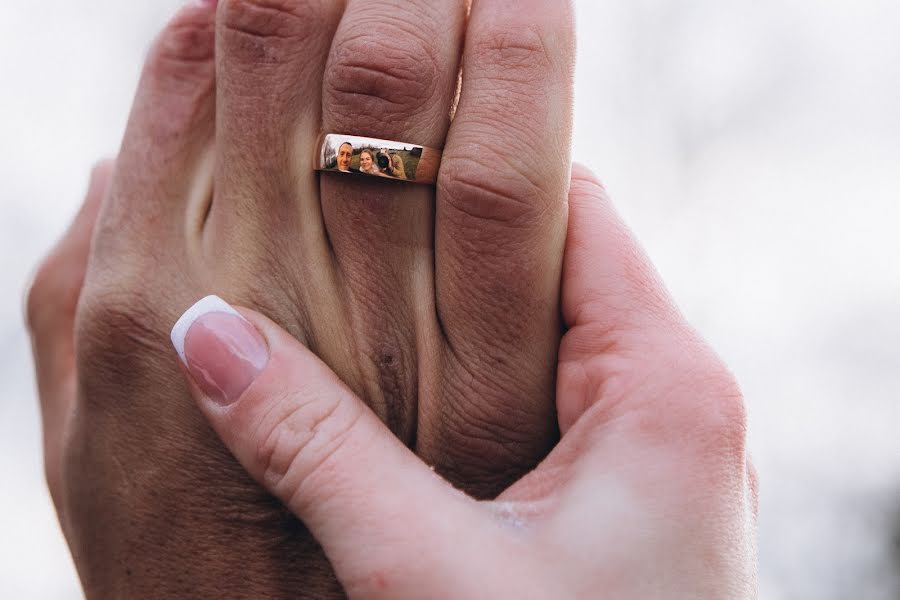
[170,295,241,365]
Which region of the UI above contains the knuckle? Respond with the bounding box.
[616,337,749,477]
[663,353,749,466]
[325,30,440,123]
[439,155,558,229]
[471,26,552,84]
[694,376,748,456]
[570,164,609,198]
[146,6,216,82]
[75,286,169,381]
[221,0,321,63]
[251,393,359,503]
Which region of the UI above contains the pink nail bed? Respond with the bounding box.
[171,296,269,406]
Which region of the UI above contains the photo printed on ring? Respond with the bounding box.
[320,134,423,181]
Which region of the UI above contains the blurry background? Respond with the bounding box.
[2,0,898,597]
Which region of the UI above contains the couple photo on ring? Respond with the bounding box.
[330,140,417,180]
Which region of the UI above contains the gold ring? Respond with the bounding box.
[315,133,441,185]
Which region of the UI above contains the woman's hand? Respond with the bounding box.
[175,167,759,598]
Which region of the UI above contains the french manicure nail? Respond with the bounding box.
[171,295,269,406]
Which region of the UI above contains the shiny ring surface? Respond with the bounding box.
[315,133,442,185]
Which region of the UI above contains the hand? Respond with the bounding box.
[27,0,575,596]
[176,167,759,598]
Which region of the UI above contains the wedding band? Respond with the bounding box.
[314,133,442,185]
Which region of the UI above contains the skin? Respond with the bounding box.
[30,159,759,598]
[27,0,758,596]
[358,150,376,173]
[178,169,760,595]
[28,0,577,596]
[337,142,352,171]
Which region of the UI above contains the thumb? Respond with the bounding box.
[170,296,473,590]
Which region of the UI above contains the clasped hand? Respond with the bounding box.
[26,1,757,597]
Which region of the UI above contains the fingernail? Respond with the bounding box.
[171,296,269,406]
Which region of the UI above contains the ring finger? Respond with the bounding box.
[318,0,467,438]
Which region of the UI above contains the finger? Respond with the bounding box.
[556,164,677,433]
[556,164,721,432]
[96,1,217,256]
[315,0,467,440]
[437,0,575,341]
[438,0,575,343]
[534,168,751,568]
[423,0,576,491]
[319,0,466,216]
[547,171,753,585]
[26,159,113,505]
[170,296,475,590]
[322,0,465,146]
[210,0,343,249]
[28,160,113,426]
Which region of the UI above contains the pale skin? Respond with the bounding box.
[26,0,757,597]
[358,150,380,175]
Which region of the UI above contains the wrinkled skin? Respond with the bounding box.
[177,173,759,599]
[27,0,577,596]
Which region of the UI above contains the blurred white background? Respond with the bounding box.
[2,1,898,597]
